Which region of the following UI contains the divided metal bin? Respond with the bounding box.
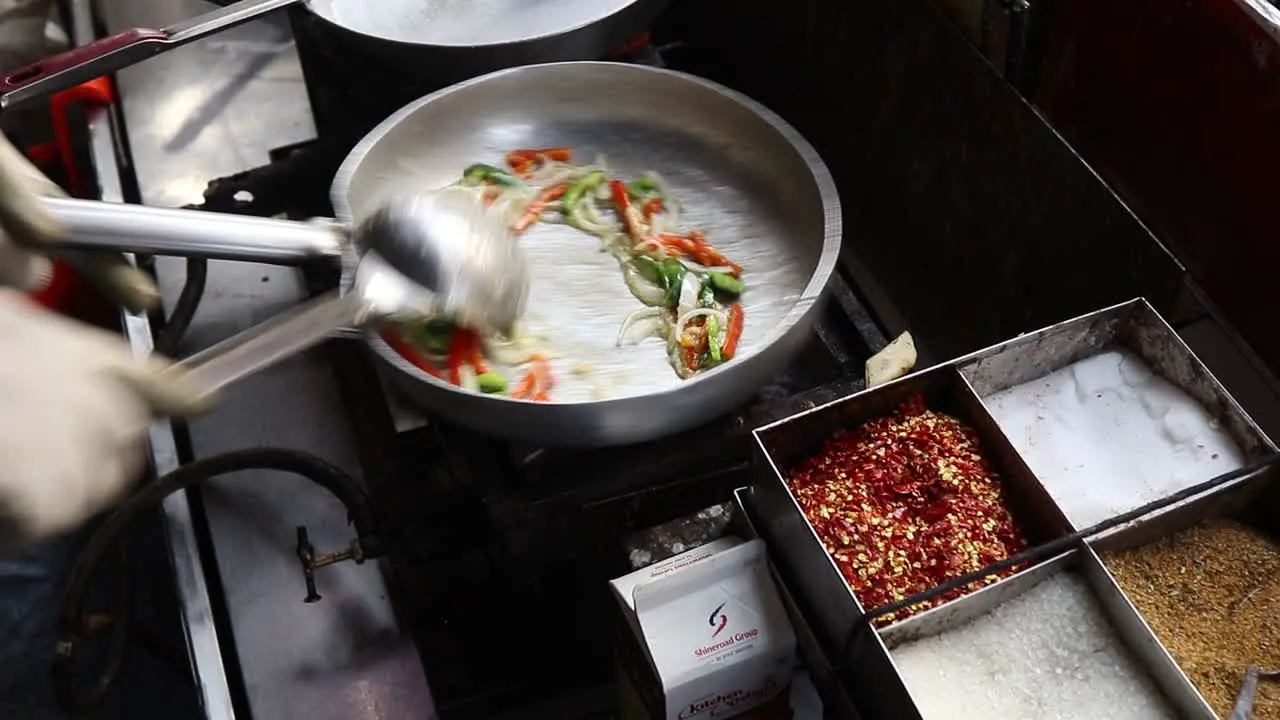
[749,298,1277,718]
[957,297,1274,534]
[1089,463,1280,717]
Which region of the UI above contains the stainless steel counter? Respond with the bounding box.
[74,0,433,717]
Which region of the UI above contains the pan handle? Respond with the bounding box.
[175,290,375,394]
[44,197,346,266]
[0,0,302,110]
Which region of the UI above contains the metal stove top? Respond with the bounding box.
[70,0,888,718]
[233,40,885,712]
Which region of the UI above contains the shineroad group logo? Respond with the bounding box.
[708,602,728,639]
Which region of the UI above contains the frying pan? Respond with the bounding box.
[50,62,841,447]
[0,0,667,110]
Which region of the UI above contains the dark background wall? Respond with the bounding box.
[658,0,1192,363]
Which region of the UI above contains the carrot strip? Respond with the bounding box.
[657,233,698,253]
[722,304,745,359]
[379,329,443,378]
[514,183,569,233]
[506,148,573,174]
[641,197,663,219]
[510,371,537,399]
[528,354,554,393]
[657,231,743,276]
[533,392,551,402]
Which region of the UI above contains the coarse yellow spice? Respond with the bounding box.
[1104,519,1279,718]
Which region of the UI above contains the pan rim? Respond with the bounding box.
[331,61,842,408]
[309,0,651,50]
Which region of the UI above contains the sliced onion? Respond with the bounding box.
[649,213,666,236]
[623,263,668,306]
[617,307,668,346]
[569,198,620,235]
[675,307,726,341]
[682,260,736,275]
[676,272,703,316]
[666,337,694,379]
[633,237,665,256]
[457,365,478,392]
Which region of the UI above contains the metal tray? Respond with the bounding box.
[734,486,862,720]
[878,547,1211,719]
[956,297,1275,533]
[750,363,1073,719]
[1090,464,1280,717]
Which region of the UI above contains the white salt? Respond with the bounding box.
[983,349,1245,528]
[891,573,1174,720]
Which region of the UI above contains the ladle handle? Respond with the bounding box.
[175,290,374,394]
[44,197,346,265]
[0,0,301,109]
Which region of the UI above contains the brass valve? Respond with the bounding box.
[294,525,367,603]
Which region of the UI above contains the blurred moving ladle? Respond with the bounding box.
[43,191,528,396]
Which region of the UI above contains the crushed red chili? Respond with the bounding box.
[786,394,1028,625]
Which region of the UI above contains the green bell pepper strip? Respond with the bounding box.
[461,163,517,187]
[561,170,605,213]
[707,271,745,298]
[660,258,687,307]
[706,314,722,364]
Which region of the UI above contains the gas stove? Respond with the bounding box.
[57,2,893,717]
[173,19,888,719]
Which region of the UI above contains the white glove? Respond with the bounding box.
[0,135,160,311]
[0,296,211,551]
[0,119,204,551]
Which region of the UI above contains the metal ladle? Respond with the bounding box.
[44,191,528,394]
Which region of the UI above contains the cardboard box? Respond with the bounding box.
[611,537,797,719]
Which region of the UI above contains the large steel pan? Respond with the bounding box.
[0,0,667,109]
[51,62,841,446]
[338,62,840,445]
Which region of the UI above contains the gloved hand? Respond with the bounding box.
[0,123,205,552]
[0,135,160,312]
[0,296,211,551]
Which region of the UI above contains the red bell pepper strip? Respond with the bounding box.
[722,304,745,359]
[446,329,467,385]
[610,179,647,243]
[379,329,443,378]
[514,183,569,233]
[455,327,487,374]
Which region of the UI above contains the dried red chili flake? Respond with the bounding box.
[786,394,1028,625]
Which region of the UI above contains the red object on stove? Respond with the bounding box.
[23,77,116,315]
[608,32,652,58]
